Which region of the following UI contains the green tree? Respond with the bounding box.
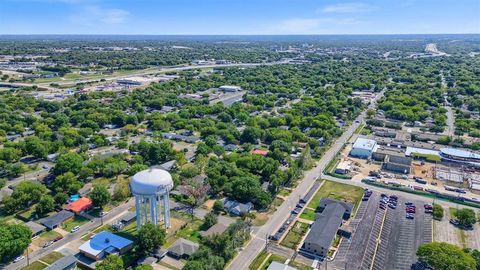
[53,152,84,175]
[433,203,444,220]
[135,265,153,270]
[89,185,111,209]
[35,195,55,217]
[135,223,166,255]
[0,224,32,263]
[54,192,69,206]
[53,172,83,194]
[417,242,476,270]
[113,177,131,202]
[456,208,477,227]
[96,254,124,270]
[213,200,224,213]
[202,212,218,230]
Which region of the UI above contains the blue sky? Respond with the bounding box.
[0,0,479,35]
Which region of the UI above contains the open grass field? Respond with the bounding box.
[299,208,316,221]
[307,180,364,211]
[261,254,287,270]
[280,221,309,249]
[32,230,62,247]
[21,261,47,270]
[39,251,64,264]
[175,218,203,243]
[62,216,89,231]
[289,260,314,270]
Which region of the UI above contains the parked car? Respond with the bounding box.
[70,225,80,233]
[406,213,415,219]
[13,256,25,263]
[53,236,63,242]
[449,219,459,226]
[43,240,54,248]
[100,211,108,217]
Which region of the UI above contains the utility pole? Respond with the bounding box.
[26,246,30,266]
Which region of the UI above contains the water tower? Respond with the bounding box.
[130,168,174,230]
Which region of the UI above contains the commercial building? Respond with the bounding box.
[79,231,133,261]
[302,199,353,258]
[350,138,377,159]
[440,148,480,167]
[218,85,242,92]
[335,160,352,175]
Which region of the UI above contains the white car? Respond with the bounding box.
[13,256,25,263]
[70,225,80,233]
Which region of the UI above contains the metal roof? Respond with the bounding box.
[79,231,133,257]
[440,148,480,160]
[130,168,173,195]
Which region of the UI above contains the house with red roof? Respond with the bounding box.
[65,197,93,214]
[251,149,269,156]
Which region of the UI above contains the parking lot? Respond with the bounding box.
[332,191,433,270]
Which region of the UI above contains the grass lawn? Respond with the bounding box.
[21,261,48,270]
[273,197,284,207]
[32,230,62,247]
[449,208,468,248]
[261,254,286,270]
[299,209,316,221]
[278,189,291,197]
[280,221,309,249]
[175,218,203,243]
[39,251,64,264]
[62,216,89,232]
[115,221,137,241]
[252,213,269,226]
[289,260,314,270]
[307,180,364,211]
[249,250,269,270]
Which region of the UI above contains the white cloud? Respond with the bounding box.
[320,2,372,13]
[69,5,129,26]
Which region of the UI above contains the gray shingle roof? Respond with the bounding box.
[40,210,74,229]
[304,203,345,249]
[25,221,46,236]
[168,238,199,257]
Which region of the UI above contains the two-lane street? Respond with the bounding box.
[227,91,384,270]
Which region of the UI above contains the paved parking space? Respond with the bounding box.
[331,192,433,270]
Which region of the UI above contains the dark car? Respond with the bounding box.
[450,219,459,226]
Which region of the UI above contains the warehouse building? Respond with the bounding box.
[350,138,377,159]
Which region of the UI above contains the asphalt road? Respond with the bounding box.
[6,199,135,270]
[227,91,384,270]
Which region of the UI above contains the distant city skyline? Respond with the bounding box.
[0,0,479,35]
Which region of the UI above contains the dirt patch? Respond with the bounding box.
[202,199,215,210]
[166,217,187,237]
[252,213,269,226]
